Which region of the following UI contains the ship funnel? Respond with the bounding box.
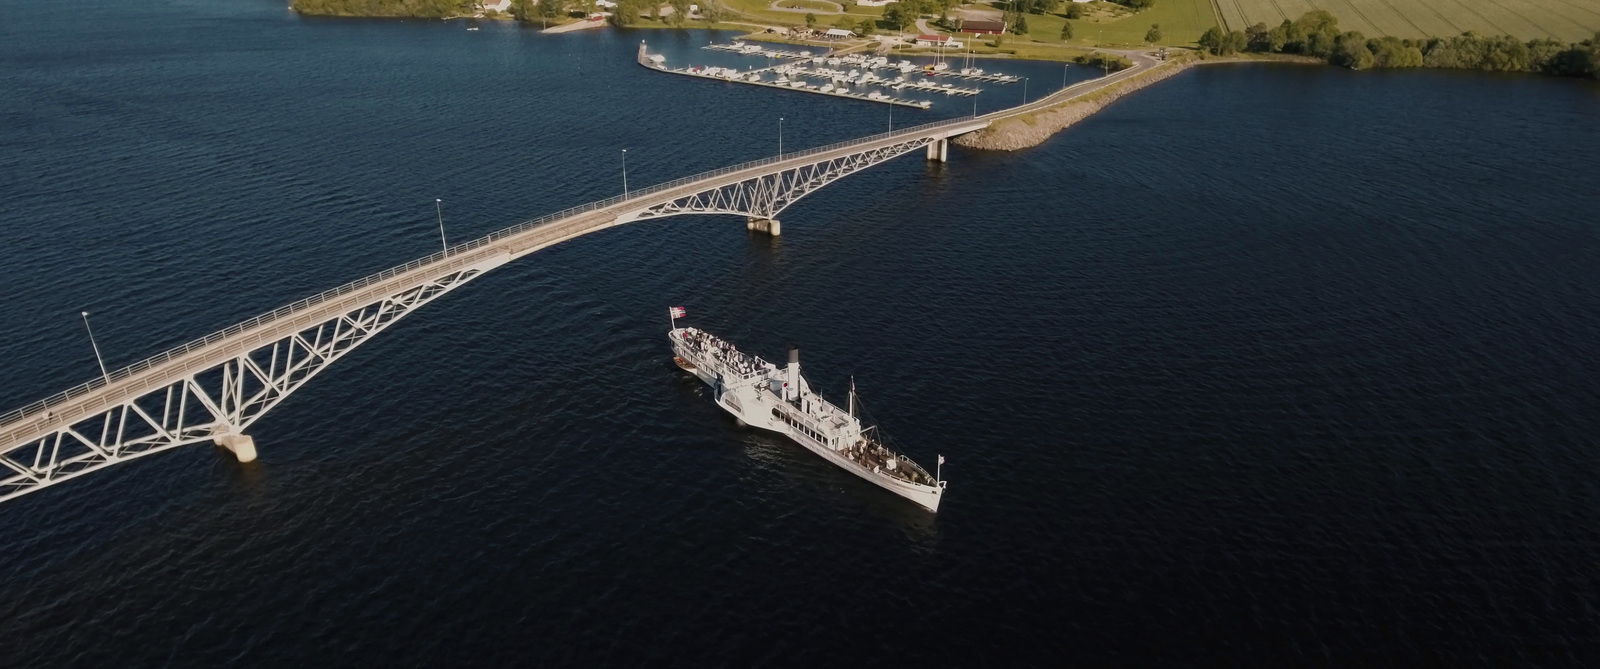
[785,346,800,402]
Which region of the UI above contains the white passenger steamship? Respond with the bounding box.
[667,307,947,512]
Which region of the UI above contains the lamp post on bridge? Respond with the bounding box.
[1022,77,1029,105]
[434,198,448,255]
[621,149,629,199]
[80,311,110,384]
[778,117,784,159]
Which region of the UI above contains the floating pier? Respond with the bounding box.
[703,42,817,60]
[638,44,932,109]
[699,40,1021,85]
[891,79,980,96]
[773,66,979,96]
[924,68,1021,83]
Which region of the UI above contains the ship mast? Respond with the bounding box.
[848,376,856,418]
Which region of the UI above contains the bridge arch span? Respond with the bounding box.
[0,118,984,504]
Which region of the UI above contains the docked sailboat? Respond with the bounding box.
[667,308,947,512]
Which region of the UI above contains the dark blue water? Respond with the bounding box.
[3,1,1600,665]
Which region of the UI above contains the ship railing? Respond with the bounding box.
[863,437,936,484]
[696,350,768,385]
[895,454,936,482]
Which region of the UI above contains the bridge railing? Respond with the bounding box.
[0,116,987,431]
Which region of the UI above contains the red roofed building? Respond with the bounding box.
[957,18,1007,35]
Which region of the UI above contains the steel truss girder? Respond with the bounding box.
[0,267,486,503]
[0,127,965,506]
[626,135,937,222]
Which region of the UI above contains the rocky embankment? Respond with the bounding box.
[954,58,1199,151]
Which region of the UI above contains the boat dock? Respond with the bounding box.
[775,66,980,96]
[925,69,1021,83]
[703,42,818,60]
[892,79,980,96]
[699,41,1021,85]
[639,44,933,109]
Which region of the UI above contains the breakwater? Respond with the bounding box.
[954,57,1197,151]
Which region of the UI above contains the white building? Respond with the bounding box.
[483,0,511,12]
[856,0,896,6]
[915,34,963,48]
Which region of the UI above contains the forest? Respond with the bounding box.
[1199,11,1599,79]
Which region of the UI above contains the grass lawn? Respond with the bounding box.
[950,0,1218,48]
[620,17,760,31]
[912,41,1102,61]
[1211,0,1600,42]
[774,0,841,10]
[717,0,886,25]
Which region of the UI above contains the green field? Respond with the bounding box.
[982,0,1217,48]
[774,0,842,10]
[718,0,886,24]
[1060,0,1217,46]
[1211,0,1600,41]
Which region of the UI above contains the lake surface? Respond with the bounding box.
[2,1,1598,666]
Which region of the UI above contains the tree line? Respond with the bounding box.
[1199,10,1600,79]
[1073,52,1132,71]
[290,0,475,18]
[290,0,727,26]
[597,0,724,26]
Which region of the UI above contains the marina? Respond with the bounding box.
[766,64,979,96]
[891,77,981,96]
[638,44,933,108]
[654,41,1022,107]
[926,68,1021,83]
[703,41,816,60]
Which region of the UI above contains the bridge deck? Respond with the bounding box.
[1,49,1159,452]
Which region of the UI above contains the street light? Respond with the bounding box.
[434,198,447,255]
[1099,28,1108,77]
[972,89,978,118]
[81,311,109,384]
[778,117,784,158]
[621,149,629,199]
[1022,77,1029,105]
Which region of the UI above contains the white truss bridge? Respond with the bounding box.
[0,49,1159,505]
[0,117,983,504]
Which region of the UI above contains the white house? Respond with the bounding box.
[483,0,511,12]
[856,0,896,6]
[595,0,618,7]
[823,28,856,39]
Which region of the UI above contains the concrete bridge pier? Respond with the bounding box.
[214,433,258,463]
[747,217,781,236]
[926,138,949,162]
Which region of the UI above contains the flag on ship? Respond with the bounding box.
[669,306,687,318]
[938,455,945,465]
